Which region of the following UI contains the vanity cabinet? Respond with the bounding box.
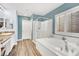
[0,38,11,56]
[0,4,14,56]
[0,31,15,56]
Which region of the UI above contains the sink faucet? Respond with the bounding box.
[62,37,69,52]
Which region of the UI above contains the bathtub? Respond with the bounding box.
[35,37,66,56]
[34,37,79,56]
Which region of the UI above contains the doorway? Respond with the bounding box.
[22,20,32,39]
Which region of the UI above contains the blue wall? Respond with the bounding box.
[18,15,30,39]
[18,3,79,39]
[45,3,79,33]
[18,14,46,39]
[18,14,43,39]
[18,16,22,39]
[32,14,45,21]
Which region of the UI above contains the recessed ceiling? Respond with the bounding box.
[2,3,63,16]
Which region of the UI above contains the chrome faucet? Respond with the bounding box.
[62,37,69,52]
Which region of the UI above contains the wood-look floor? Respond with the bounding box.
[9,39,41,56]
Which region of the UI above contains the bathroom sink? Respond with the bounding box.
[0,31,14,44]
[0,32,14,36]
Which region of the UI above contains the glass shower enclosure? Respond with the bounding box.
[32,16,53,41]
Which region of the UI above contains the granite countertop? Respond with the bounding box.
[0,31,14,44]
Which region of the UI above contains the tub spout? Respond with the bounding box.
[62,37,69,52]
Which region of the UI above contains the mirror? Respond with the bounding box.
[0,18,4,28]
[0,22,3,28]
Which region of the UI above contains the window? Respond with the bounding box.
[56,14,65,32]
[66,13,72,32]
[55,6,79,37]
[71,11,79,33]
[66,11,79,33]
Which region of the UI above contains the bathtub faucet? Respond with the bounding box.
[62,37,69,52]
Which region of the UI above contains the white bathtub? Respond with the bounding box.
[34,37,79,56]
[35,37,66,56]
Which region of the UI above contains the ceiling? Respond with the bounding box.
[2,3,63,17]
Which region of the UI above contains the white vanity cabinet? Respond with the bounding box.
[4,37,12,56]
[0,4,14,56]
[0,38,11,56]
[0,31,15,56]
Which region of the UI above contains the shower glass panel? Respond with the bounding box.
[32,17,52,40]
[32,19,42,40]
